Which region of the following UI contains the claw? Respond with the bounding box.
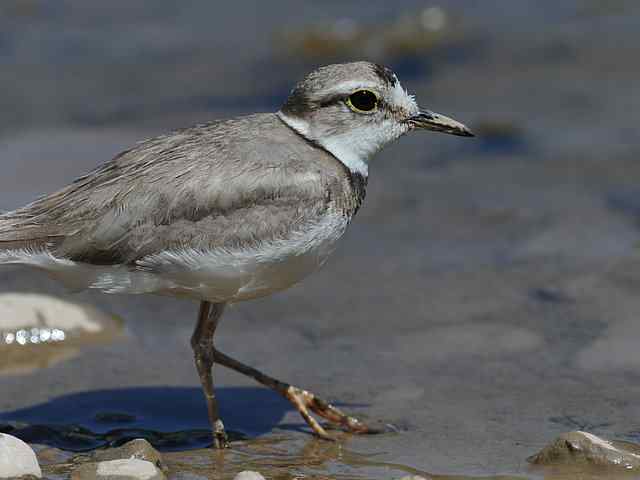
[285,386,334,440]
[284,385,374,439]
[204,326,381,443]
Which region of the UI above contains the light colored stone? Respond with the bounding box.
[233,472,266,480]
[0,293,105,333]
[398,476,432,480]
[72,459,165,480]
[0,293,122,375]
[96,459,161,479]
[528,430,640,469]
[73,439,166,472]
[32,443,73,466]
[0,433,42,478]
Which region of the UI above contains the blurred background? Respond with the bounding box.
[1,1,640,479]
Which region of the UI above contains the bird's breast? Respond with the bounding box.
[135,210,352,303]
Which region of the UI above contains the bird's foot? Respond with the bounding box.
[211,419,230,449]
[283,385,377,440]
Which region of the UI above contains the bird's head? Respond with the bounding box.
[277,61,473,177]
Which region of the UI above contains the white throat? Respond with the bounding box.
[277,111,371,177]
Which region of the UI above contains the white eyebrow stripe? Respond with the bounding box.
[321,81,379,96]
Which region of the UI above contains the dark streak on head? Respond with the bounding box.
[373,64,397,87]
[283,88,349,117]
[281,62,398,118]
[280,86,312,117]
[317,93,347,109]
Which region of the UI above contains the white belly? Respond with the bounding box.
[1,212,350,303]
[150,212,350,302]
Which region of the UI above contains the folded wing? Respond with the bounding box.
[0,115,342,299]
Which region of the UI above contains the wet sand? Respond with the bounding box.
[2,1,640,478]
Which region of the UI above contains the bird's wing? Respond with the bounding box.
[0,115,339,267]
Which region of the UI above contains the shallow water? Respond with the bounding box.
[0,387,286,451]
[2,1,640,479]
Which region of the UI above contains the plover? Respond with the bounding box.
[0,62,472,447]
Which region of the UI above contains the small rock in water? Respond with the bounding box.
[32,443,74,466]
[73,439,166,472]
[398,476,433,480]
[0,292,110,335]
[529,430,640,469]
[71,459,165,480]
[0,293,122,375]
[0,433,42,478]
[233,472,266,480]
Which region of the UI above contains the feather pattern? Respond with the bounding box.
[0,113,366,302]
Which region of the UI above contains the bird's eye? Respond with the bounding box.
[346,90,379,113]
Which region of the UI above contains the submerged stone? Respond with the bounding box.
[0,293,122,375]
[32,443,74,466]
[529,430,640,469]
[73,439,166,473]
[71,459,165,480]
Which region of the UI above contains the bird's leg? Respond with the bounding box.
[211,348,374,440]
[191,301,229,448]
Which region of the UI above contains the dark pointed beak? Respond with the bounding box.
[407,110,474,137]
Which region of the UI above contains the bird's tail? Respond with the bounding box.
[0,213,54,265]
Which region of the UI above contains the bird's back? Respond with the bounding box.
[0,113,365,301]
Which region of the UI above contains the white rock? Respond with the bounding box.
[72,459,166,480]
[0,433,42,478]
[0,293,122,375]
[95,459,163,480]
[234,471,266,480]
[0,293,104,333]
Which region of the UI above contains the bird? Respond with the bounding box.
[0,61,472,448]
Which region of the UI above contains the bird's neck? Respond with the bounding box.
[276,111,369,178]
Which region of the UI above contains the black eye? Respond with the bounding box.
[347,90,378,113]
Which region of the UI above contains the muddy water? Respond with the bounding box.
[2,1,640,479]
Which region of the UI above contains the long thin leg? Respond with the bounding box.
[211,347,375,440]
[191,301,229,448]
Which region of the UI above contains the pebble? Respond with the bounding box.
[0,293,106,334]
[73,439,166,472]
[529,430,640,469]
[71,459,165,480]
[0,293,122,374]
[31,443,73,466]
[0,433,42,478]
[233,472,266,480]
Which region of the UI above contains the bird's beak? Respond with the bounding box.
[407,110,474,137]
